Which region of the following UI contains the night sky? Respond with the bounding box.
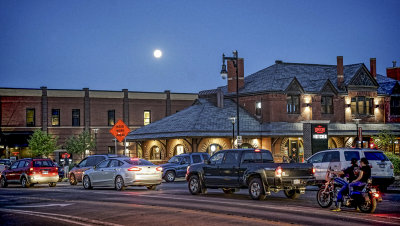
[1,0,399,93]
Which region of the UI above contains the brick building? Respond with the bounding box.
[0,87,197,163]
[127,56,400,162]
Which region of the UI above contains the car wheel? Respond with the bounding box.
[21,177,31,188]
[248,177,266,200]
[284,189,301,199]
[146,185,157,190]
[222,188,234,194]
[83,175,92,190]
[165,171,176,182]
[49,182,57,187]
[115,176,125,191]
[69,174,78,185]
[0,177,8,188]
[188,175,201,195]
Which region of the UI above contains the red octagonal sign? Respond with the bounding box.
[110,120,131,142]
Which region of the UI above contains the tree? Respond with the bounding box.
[28,129,59,157]
[65,130,96,158]
[372,130,396,153]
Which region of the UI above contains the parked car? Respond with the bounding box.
[306,148,395,190]
[186,149,315,200]
[69,154,126,185]
[82,157,162,191]
[161,153,210,182]
[0,158,58,188]
[54,162,65,182]
[0,159,12,173]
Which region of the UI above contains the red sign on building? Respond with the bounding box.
[314,125,326,134]
[110,120,131,142]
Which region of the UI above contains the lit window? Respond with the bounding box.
[255,101,262,116]
[26,108,35,127]
[287,95,300,114]
[108,110,115,126]
[351,97,374,115]
[52,109,60,126]
[144,110,151,125]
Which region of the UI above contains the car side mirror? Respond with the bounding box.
[93,166,97,169]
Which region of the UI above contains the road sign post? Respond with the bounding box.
[110,120,131,155]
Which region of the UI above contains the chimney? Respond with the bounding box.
[217,88,224,108]
[387,60,400,81]
[370,58,376,78]
[337,56,344,89]
[227,58,244,93]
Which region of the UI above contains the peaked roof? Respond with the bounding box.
[126,98,262,140]
[376,74,400,95]
[216,62,364,95]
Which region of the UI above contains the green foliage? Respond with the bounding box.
[65,130,96,158]
[28,129,59,157]
[372,130,396,153]
[385,152,400,176]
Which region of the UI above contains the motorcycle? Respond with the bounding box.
[316,177,381,213]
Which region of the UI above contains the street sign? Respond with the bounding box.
[237,136,243,146]
[61,153,70,159]
[110,120,131,142]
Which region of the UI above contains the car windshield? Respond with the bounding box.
[364,152,389,161]
[124,159,154,166]
[167,156,182,163]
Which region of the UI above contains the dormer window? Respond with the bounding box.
[255,101,262,117]
[287,95,300,114]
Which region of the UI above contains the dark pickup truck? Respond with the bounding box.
[186,149,315,200]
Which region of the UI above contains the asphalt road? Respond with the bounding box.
[1,180,399,226]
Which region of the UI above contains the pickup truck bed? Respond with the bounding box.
[186,149,315,200]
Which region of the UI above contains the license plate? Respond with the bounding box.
[379,165,385,168]
[42,171,48,174]
[293,179,300,184]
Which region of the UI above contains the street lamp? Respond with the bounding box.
[229,117,236,148]
[92,128,99,153]
[221,50,240,140]
[352,119,361,148]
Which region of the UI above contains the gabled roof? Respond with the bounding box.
[217,62,364,95]
[126,98,262,140]
[376,74,400,95]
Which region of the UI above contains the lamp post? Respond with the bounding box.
[229,117,236,148]
[221,50,240,140]
[92,128,99,153]
[352,119,361,148]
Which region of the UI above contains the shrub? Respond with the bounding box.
[385,152,400,176]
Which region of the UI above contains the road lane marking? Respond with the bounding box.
[6,203,73,208]
[0,208,122,226]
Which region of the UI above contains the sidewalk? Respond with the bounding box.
[387,176,400,193]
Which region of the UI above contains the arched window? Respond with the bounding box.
[150,146,162,160]
[240,143,253,149]
[207,144,222,156]
[174,145,185,156]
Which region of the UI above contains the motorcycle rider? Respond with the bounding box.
[349,157,371,194]
[331,158,359,212]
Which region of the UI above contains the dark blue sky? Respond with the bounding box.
[1,0,399,93]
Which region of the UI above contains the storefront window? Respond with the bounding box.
[283,138,304,163]
[150,146,162,160]
[174,145,185,156]
[207,144,222,156]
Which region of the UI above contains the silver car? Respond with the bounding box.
[82,157,162,191]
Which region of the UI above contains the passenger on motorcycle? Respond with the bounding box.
[331,158,359,211]
[349,157,371,194]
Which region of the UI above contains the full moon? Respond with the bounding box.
[154,49,162,58]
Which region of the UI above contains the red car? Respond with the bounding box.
[0,158,58,188]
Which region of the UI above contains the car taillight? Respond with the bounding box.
[255,149,260,152]
[55,167,58,171]
[131,158,139,161]
[390,164,394,169]
[312,167,316,174]
[156,167,162,171]
[128,166,141,171]
[275,166,282,177]
[30,168,34,171]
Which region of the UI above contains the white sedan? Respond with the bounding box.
[82,157,162,191]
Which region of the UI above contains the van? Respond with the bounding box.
[307,148,394,190]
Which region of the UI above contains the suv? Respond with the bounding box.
[0,159,12,173]
[161,153,210,182]
[0,158,58,188]
[307,148,395,190]
[69,154,126,185]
